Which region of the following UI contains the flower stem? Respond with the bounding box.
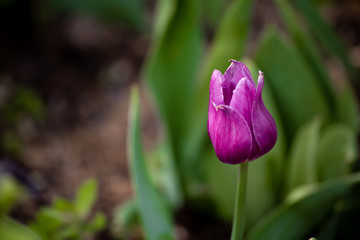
[231,161,249,240]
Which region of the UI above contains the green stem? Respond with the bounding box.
[231,161,249,240]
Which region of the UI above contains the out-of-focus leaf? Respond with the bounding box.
[205,150,237,219]
[255,27,330,139]
[53,196,73,212]
[316,124,356,181]
[144,0,203,200]
[54,225,78,240]
[317,214,339,240]
[183,0,254,189]
[147,142,182,207]
[87,212,106,232]
[0,176,22,216]
[291,0,358,83]
[1,130,23,156]
[74,179,97,219]
[127,86,175,240]
[51,0,145,30]
[111,200,140,237]
[247,173,360,240]
[0,217,42,240]
[286,118,322,193]
[245,157,278,230]
[30,208,65,235]
[335,84,359,131]
[1,87,45,125]
[200,0,228,29]
[144,0,203,149]
[275,0,336,113]
[152,0,176,43]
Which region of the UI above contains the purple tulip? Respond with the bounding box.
[207,60,277,164]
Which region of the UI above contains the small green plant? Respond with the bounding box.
[0,175,41,240]
[30,179,106,240]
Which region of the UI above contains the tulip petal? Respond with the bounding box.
[230,77,256,127]
[210,70,225,106]
[208,103,252,164]
[225,60,254,87]
[222,60,255,105]
[251,71,277,159]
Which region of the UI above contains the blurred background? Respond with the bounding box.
[0,0,359,239]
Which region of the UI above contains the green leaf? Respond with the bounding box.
[143,0,203,200]
[74,179,98,219]
[247,174,360,240]
[0,217,42,240]
[0,176,23,217]
[30,207,66,235]
[285,118,322,193]
[205,150,237,219]
[316,124,357,181]
[127,86,175,240]
[255,27,330,139]
[335,83,359,131]
[147,142,182,207]
[275,0,336,114]
[144,0,203,151]
[200,0,227,29]
[53,197,73,212]
[291,0,358,82]
[111,199,140,237]
[87,212,106,232]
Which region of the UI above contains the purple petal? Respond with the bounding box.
[225,60,254,87]
[250,71,277,159]
[210,70,225,106]
[222,60,255,105]
[230,77,256,127]
[208,103,252,164]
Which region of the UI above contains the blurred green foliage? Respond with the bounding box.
[1,0,359,239]
[30,179,106,240]
[0,176,42,240]
[0,177,105,240]
[0,86,45,157]
[127,0,360,239]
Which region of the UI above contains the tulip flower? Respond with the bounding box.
[207,60,277,240]
[207,60,277,164]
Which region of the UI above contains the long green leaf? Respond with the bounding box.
[275,0,336,113]
[316,124,357,181]
[335,84,359,131]
[127,86,175,240]
[144,0,203,155]
[291,0,358,83]
[247,174,360,240]
[254,27,330,139]
[285,118,322,193]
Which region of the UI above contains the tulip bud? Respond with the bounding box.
[207,60,277,164]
